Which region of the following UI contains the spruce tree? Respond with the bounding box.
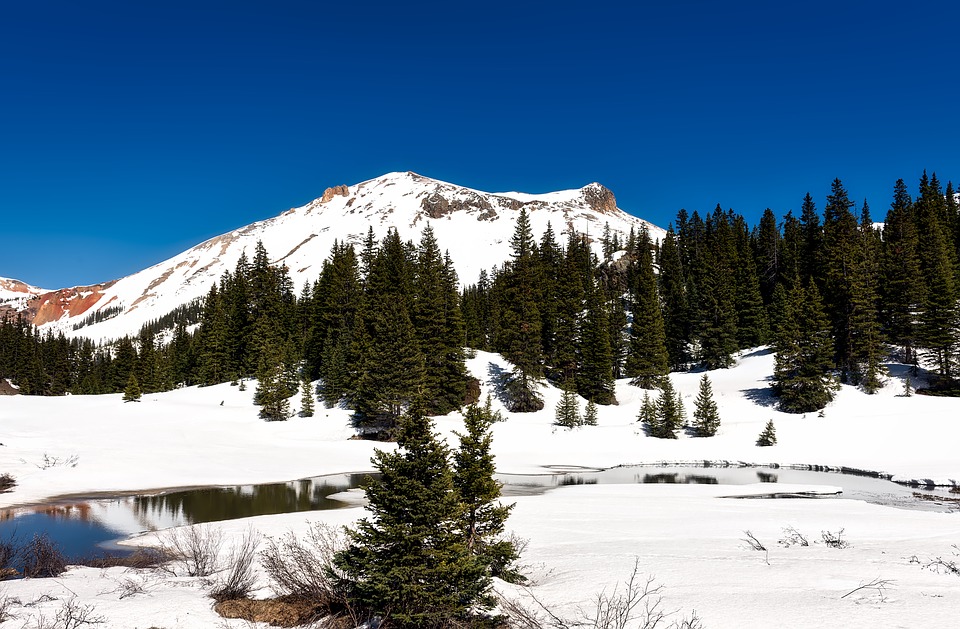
[880,179,922,364]
[638,391,656,431]
[821,178,860,381]
[692,373,720,436]
[255,342,291,421]
[452,398,521,583]
[577,280,616,405]
[658,227,691,370]
[650,377,683,439]
[122,373,142,402]
[756,420,777,446]
[336,407,490,626]
[583,398,598,426]
[554,380,582,428]
[772,280,836,413]
[625,226,669,387]
[849,200,885,392]
[299,375,315,417]
[698,207,739,368]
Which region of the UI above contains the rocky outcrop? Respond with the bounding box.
[320,185,350,203]
[582,184,618,215]
[20,282,117,326]
[420,188,496,219]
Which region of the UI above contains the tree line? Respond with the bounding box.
[2,172,958,415]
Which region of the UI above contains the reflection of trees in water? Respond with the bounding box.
[641,473,718,485]
[756,471,779,483]
[131,473,372,525]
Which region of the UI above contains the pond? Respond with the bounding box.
[1,466,956,561]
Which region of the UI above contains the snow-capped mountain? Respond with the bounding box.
[3,172,664,341]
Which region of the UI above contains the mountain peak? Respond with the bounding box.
[7,173,663,340]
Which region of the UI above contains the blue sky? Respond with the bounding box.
[2,1,959,288]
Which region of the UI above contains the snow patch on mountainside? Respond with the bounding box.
[10,172,663,341]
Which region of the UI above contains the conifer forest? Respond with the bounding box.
[3,173,960,425]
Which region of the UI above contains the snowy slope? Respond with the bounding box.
[9,172,662,341]
[0,277,46,314]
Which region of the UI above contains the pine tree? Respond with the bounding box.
[554,380,582,428]
[772,280,836,413]
[577,279,616,405]
[336,408,490,626]
[698,207,738,369]
[498,209,544,411]
[756,420,777,446]
[650,377,683,439]
[637,391,656,431]
[821,178,860,381]
[849,200,885,392]
[299,375,315,417]
[692,374,720,436]
[122,373,142,402]
[658,227,691,370]
[452,398,521,583]
[255,341,291,421]
[625,226,669,387]
[880,179,922,364]
[583,399,598,426]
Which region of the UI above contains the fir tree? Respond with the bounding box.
[554,380,582,428]
[637,391,656,431]
[772,280,836,413]
[122,373,142,402]
[452,398,522,583]
[880,179,922,364]
[756,420,777,446]
[583,398,598,426]
[577,280,616,405]
[336,407,490,626]
[625,226,669,387]
[650,377,683,439]
[255,341,291,421]
[692,373,720,436]
[849,200,885,392]
[299,375,315,417]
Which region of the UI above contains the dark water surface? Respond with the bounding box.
[1,466,956,560]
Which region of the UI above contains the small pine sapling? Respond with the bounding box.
[300,376,315,418]
[638,391,656,433]
[123,373,142,402]
[692,374,720,436]
[554,380,582,428]
[583,399,598,426]
[756,419,777,446]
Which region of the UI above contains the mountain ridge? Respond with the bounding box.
[1,172,664,340]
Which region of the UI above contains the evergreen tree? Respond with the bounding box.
[554,380,582,428]
[255,341,291,421]
[583,398,598,426]
[821,178,860,380]
[692,373,720,436]
[637,390,656,430]
[497,209,544,411]
[299,375,315,417]
[452,398,521,583]
[880,179,922,364]
[650,377,683,439]
[577,279,616,405]
[336,408,490,626]
[753,208,781,305]
[658,227,691,370]
[772,280,836,413]
[849,200,885,392]
[625,226,669,387]
[756,420,777,446]
[799,192,823,288]
[122,373,142,402]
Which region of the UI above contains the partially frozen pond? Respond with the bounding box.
[1,466,956,560]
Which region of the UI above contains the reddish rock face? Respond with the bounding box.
[9,282,117,326]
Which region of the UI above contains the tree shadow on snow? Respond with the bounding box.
[486,362,513,407]
[741,385,779,409]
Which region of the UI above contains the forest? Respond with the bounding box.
[2,173,959,425]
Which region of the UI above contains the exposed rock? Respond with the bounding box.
[582,183,618,215]
[420,188,495,219]
[21,282,117,326]
[320,185,350,203]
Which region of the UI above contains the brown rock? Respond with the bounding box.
[320,185,350,203]
[582,184,618,215]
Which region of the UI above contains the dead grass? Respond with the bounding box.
[214,596,329,627]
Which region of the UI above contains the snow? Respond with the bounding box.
[16,172,664,342]
[1,349,959,627]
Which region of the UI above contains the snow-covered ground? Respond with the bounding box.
[1,349,958,628]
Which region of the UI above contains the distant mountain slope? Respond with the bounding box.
[4,172,664,340]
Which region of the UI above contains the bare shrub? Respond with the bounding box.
[260,523,350,606]
[157,524,224,577]
[36,454,79,470]
[820,529,849,549]
[26,596,106,629]
[841,578,894,603]
[19,534,67,578]
[498,559,703,629]
[210,527,263,602]
[740,530,766,552]
[920,544,960,576]
[0,594,19,622]
[778,526,809,548]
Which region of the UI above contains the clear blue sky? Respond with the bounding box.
[2,0,959,288]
